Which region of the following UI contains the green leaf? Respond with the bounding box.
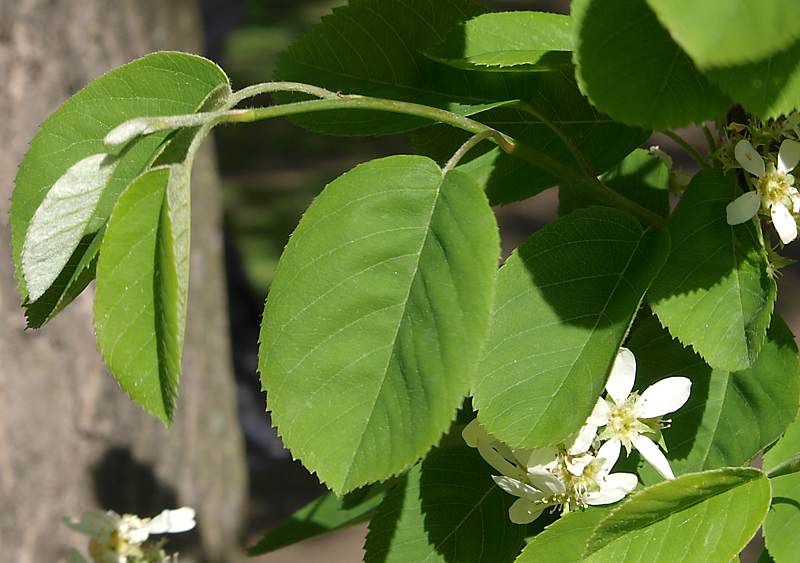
[763,416,800,563]
[584,468,771,562]
[247,489,385,556]
[259,156,499,494]
[364,444,525,563]
[560,148,670,220]
[649,170,776,372]
[412,88,648,205]
[274,0,487,135]
[645,0,800,69]
[11,51,228,316]
[705,38,800,120]
[515,509,609,563]
[474,207,669,448]
[423,11,573,71]
[94,165,190,424]
[572,0,730,129]
[628,312,800,479]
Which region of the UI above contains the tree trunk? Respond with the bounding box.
[0,1,247,561]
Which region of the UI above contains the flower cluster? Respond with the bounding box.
[464,347,691,524]
[65,507,196,563]
[726,113,800,245]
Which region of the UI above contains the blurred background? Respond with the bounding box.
[1,0,794,561]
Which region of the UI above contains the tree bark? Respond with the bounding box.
[0,1,246,561]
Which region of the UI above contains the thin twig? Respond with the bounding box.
[444,131,493,173]
[662,129,710,169]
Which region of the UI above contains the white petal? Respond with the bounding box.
[146,507,196,534]
[492,475,544,501]
[567,424,598,455]
[587,398,611,426]
[606,347,636,405]
[735,139,765,177]
[524,446,559,471]
[529,470,566,496]
[772,203,798,244]
[632,435,675,480]
[566,453,594,476]
[509,498,547,525]
[585,473,638,505]
[778,139,800,173]
[462,418,485,448]
[726,191,761,225]
[635,377,692,418]
[597,438,622,476]
[478,441,525,480]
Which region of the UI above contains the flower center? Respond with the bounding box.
[759,171,795,206]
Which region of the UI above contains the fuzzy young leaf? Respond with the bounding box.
[248,490,384,556]
[12,51,228,322]
[649,170,776,372]
[94,166,190,424]
[474,207,669,449]
[364,444,525,563]
[515,509,609,563]
[423,11,573,71]
[584,468,770,562]
[763,416,800,563]
[628,313,800,480]
[572,0,730,129]
[645,0,800,69]
[259,156,499,494]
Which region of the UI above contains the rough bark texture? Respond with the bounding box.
[0,1,247,561]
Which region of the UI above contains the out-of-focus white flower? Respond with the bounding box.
[727,139,800,244]
[591,348,691,480]
[65,507,195,563]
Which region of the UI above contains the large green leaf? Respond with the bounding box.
[274,0,486,135]
[628,313,800,480]
[584,468,771,562]
[763,416,800,563]
[423,11,573,71]
[645,0,800,69]
[649,170,776,372]
[259,156,499,494]
[364,444,525,563]
[559,148,670,220]
[11,51,228,319]
[248,489,385,556]
[514,509,609,563]
[572,0,730,129]
[94,165,190,424]
[705,38,800,120]
[473,207,669,449]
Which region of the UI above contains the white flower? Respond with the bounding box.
[590,348,691,480]
[727,138,800,244]
[66,507,195,563]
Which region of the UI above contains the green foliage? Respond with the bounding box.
[584,468,771,562]
[515,509,609,563]
[248,489,385,555]
[12,51,228,325]
[424,11,573,71]
[560,148,670,219]
[628,313,800,479]
[649,170,776,372]
[763,416,800,563]
[259,156,499,493]
[645,0,800,69]
[572,0,730,128]
[364,443,525,563]
[473,207,669,449]
[94,166,190,424]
